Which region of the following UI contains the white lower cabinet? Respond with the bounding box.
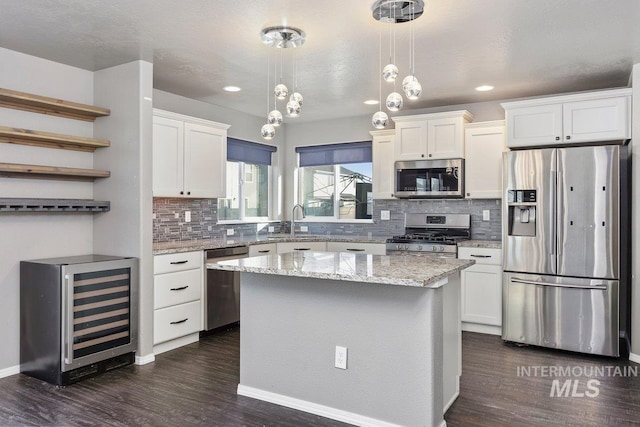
[153,251,203,355]
[326,242,386,255]
[458,247,502,335]
[276,241,327,254]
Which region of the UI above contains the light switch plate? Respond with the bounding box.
[483,210,490,221]
[300,225,308,232]
[174,212,179,219]
[184,211,191,222]
[227,228,235,236]
[381,210,390,220]
[268,226,275,233]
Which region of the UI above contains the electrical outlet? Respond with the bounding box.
[335,346,347,370]
[483,210,490,221]
[174,212,179,219]
[268,226,275,233]
[380,210,390,220]
[300,225,308,232]
[184,211,191,222]
[208,225,212,231]
[227,228,235,236]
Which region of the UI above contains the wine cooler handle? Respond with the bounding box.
[64,274,74,365]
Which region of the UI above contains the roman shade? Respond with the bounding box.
[227,138,277,165]
[295,141,372,167]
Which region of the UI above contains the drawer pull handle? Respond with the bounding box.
[294,248,310,251]
[170,286,189,291]
[470,254,491,258]
[170,318,188,325]
[170,260,188,265]
[258,250,271,253]
[346,248,365,252]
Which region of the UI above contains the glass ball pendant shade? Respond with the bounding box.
[290,92,304,107]
[385,91,403,112]
[372,111,389,129]
[404,78,422,100]
[261,123,276,140]
[274,83,289,100]
[402,75,416,91]
[383,63,399,82]
[267,110,283,126]
[286,100,301,117]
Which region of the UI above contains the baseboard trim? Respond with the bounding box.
[135,353,156,365]
[462,322,502,336]
[153,333,199,356]
[630,352,640,364]
[238,384,435,427]
[0,364,20,379]
[443,390,460,413]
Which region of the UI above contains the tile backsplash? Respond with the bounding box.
[153,197,502,243]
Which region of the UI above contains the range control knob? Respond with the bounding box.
[439,246,445,252]
[417,245,422,251]
[432,246,438,251]
[396,244,401,250]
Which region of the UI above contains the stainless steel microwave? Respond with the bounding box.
[394,159,464,198]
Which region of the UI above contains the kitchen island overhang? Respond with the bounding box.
[207,251,474,427]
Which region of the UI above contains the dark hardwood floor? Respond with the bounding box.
[1,329,639,426]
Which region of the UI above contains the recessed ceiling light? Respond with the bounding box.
[223,86,241,92]
[475,85,494,92]
[364,99,379,105]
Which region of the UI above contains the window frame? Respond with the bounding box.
[218,160,272,223]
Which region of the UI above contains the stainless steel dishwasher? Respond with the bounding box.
[205,245,249,331]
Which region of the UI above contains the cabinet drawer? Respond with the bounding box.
[458,247,502,265]
[154,251,202,274]
[326,242,386,255]
[249,243,278,257]
[277,241,327,254]
[154,300,201,345]
[154,269,202,309]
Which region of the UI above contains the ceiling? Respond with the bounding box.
[1,0,640,123]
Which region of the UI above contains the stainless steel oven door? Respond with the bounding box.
[61,258,138,371]
[502,272,618,356]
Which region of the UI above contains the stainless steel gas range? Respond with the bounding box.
[386,213,471,257]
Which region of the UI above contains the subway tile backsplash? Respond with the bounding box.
[153,198,502,243]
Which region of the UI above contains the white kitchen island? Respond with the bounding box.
[207,251,474,427]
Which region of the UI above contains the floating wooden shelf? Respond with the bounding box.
[0,198,110,213]
[0,162,110,182]
[0,125,110,152]
[0,88,110,122]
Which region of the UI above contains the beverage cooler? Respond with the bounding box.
[20,255,138,385]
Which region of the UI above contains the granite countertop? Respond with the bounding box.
[207,251,474,289]
[457,240,502,249]
[153,234,389,255]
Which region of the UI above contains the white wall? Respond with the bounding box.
[630,64,640,362]
[93,61,154,361]
[0,48,95,373]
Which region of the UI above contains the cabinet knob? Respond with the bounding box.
[187,191,191,195]
[555,136,560,141]
[421,154,425,158]
[179,191,184,195]
[466,192,470,196]
[566,135,571,140]
[428,154,432,158]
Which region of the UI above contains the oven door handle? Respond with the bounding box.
[510,277,607,290]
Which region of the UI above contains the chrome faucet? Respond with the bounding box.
[291,204,306,237]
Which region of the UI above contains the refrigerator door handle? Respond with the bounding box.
[550,170,557,256]
[64,274,74,365]
[510,277,607,290]
[556,171,563,257]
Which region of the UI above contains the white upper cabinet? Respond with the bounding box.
[370,129,396,199]
[153,109,230,198]
[502,88,631,148]
[464,121,505,199]
[393,110,473,161]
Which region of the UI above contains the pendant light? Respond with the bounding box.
[286,48,302,118]
[261,49,275,140]
[402,1,422,100]
[372,5,389,130]
[267,53,283,127]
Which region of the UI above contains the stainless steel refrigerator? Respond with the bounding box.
[502,144,630,357]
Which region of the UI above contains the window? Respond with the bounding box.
[296,142,373,220]
[218,139,276,221]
